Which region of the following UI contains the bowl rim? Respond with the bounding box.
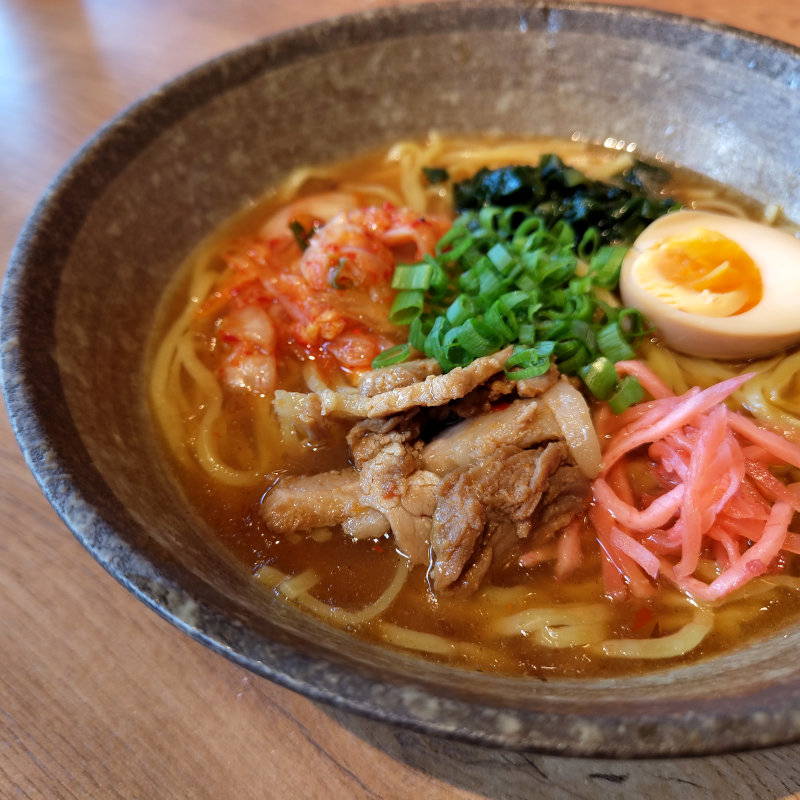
[5,0,800,758]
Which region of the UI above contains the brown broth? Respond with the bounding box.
[177,461,800,678]
[150,136,800,678]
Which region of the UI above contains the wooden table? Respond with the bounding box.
[4,1,800,797]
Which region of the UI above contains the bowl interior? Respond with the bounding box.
[5,0,800,756]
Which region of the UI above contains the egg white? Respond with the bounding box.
[620,210,800,359]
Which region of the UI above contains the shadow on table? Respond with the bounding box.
[324,704,800,800]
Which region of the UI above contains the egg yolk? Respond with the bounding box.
[632,227,763,317]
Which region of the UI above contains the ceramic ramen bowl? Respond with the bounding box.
[4,1,800,757]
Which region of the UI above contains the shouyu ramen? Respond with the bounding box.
[148,134,800,678]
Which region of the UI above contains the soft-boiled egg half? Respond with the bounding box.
[620,210,800,359]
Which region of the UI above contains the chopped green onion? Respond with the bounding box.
[289,220,312,251]
[441,327,470,366]
[498,205,531,236]
[424,316,457,371]
[579,356,618,400]
[435,224,470,255]
[517,323,536,346]
[537,252,577,289]
[446,294,476,326]
[515,273,537,293]
[597,322,636,361]
[498,290,530,312]
[426,257,450,298]
[617,307,649,339]
[589,246,628,288]
[330,258,352,289]
[478,206,503,232]
[386,154,671,411]
[578,227,602,260]
[504,343,554,380]
[549,219,576,247]
[566,292,595,321]
[608,375,645,414]
[487,242,513,272]
[452,318,503,358]
[555,340,592,375]
[513,215,546,240]
[371,343,412,369]
[484,298,519,341]
[391,262,433,290]
[477,265,506,300]
[389,290,425,325]
[409,316,432,352]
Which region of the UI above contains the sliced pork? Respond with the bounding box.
[430,442,570,592]
[421,398,561,475]
[260,470,363,533]
[347,412,431,563]
[262,349,592,595]
[365,346,513,417]
[358,358,442,396]
[273,347,514,425]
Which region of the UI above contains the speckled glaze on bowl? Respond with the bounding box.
[4,1,800,758]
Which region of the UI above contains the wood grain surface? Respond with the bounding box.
[3,1,800,797]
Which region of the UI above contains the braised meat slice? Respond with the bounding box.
[358,358,442,397]
[452,364,560,418]
[263,414,435,563]
[430,442,585,592]
[486,362,560,399]
[260,469,364,533]
[273,389,332,443]
[533,465,591,541]
[421,398,561,476]
[273,347,514,426]
[366,346,513,418]
[264,347,596,597]
[342,509,391,540]
[346,412,433,564]
[347,412,421,472]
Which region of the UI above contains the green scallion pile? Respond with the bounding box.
[372,155,677,413]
